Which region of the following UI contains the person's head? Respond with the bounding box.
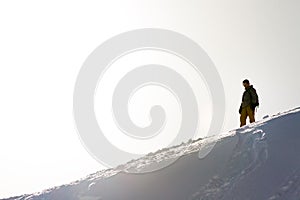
[243,79,250,88]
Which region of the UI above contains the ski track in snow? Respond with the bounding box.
[188,129,268,200]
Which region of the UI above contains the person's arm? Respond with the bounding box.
[239,103,242,114]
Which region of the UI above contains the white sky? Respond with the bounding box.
[0,0,300,198]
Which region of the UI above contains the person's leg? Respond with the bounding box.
[247,106,255,123]
[240,107,247,127]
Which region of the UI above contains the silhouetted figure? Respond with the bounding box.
[239,79,259,127]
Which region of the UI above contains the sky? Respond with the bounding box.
[0,0,300,198]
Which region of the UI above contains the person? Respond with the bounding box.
[239,79,259,127]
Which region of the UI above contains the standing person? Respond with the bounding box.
[239,79,259,127]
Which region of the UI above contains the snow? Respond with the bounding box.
[3,107,300,200]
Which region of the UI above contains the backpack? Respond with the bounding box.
[248,87,259,109]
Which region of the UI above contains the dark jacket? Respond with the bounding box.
[241,85,258,108]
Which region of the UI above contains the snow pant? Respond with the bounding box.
[240,105,255,127]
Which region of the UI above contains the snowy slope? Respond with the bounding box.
[3,107,300,200]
